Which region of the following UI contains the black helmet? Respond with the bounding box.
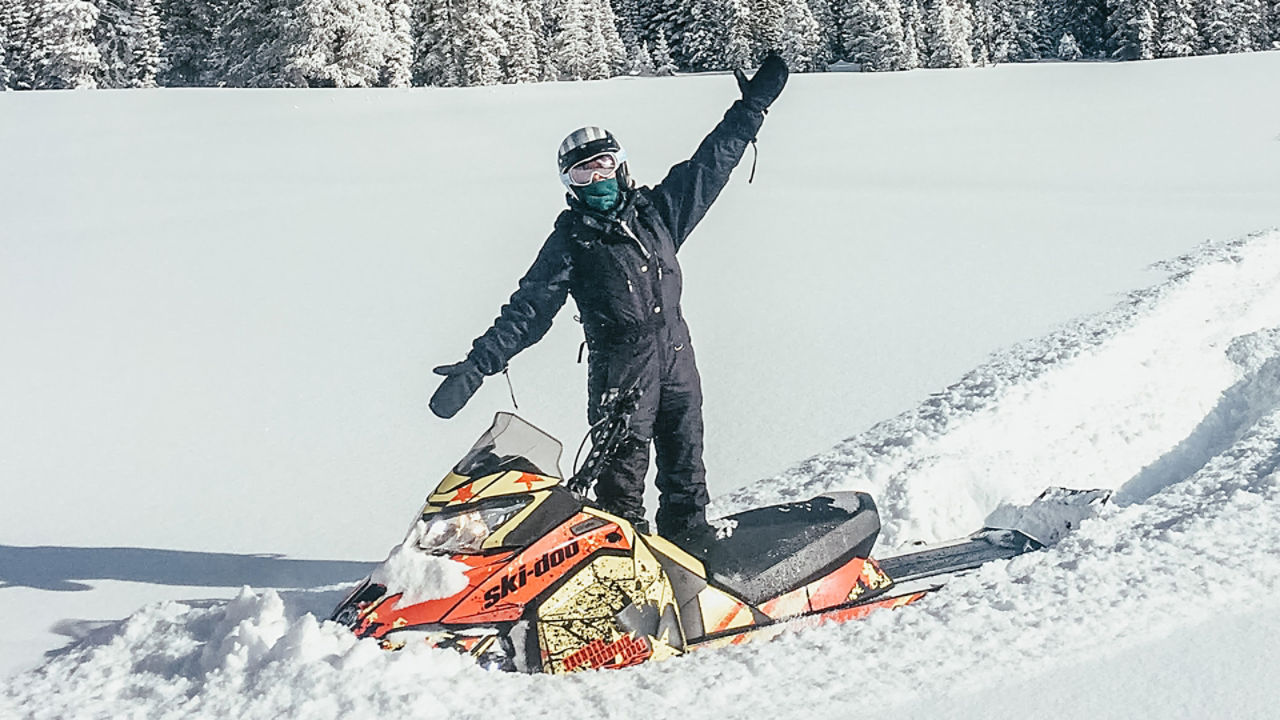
[557,126,633,190]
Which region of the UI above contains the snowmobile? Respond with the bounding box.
[330,389,1046,673]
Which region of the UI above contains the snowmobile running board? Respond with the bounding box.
[682,529,1044,652]
[876,528,1044,587]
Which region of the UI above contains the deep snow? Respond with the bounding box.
[4,231,1279,720]
[3,51,1280,717]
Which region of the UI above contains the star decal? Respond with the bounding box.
[515,473,538,491]
[451,483,475,503]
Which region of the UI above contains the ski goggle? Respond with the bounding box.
[565,151,622,186]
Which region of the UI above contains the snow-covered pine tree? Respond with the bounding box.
[1,20,9,89]
[96,0,161,87]
[651,26,676,73]
[30,0,102,88]
[1106,0,1157,59]
[1220,0,1269,50]
[685,0,752,71]
[1268,0,1280,45]
[970,0,1033,63]
[807,0,842,62]
[839,0,908,71]
[1039,0,1106,58]
[133,0,159,84]
[627,39,654,74]
[550,0,620,79]
[384,0,412,86]
[159,0,224,86]
[1008,0,1044,61]
[750,0,785,59]
[1057,30,1082,58]
[413,0,461,85]
[285,0,394,87]
[1,0,34,89]
[1157,0,1198,56]
[456,0,506,85]
[1196,0,1267,53]
[776,0,826,69]
[498,0,540,83]
[969,0,998,65]
[597,0,628,75]
[213,0,293,86]
[638,0,691,67]
[922,0,974,67]
[900,0,923,68]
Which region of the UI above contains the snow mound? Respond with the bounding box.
[369,521,470,609]
[723,232,1280,550]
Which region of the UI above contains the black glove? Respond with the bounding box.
[429,360,484,419]
[734,53,789,113]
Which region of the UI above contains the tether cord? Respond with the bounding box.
[502,367,519,410]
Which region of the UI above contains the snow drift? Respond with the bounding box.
[4,231,1278,719]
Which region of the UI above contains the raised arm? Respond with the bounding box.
[429,218,573,418]
[647,54,789,248]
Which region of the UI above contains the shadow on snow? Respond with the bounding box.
[0,545,376,592]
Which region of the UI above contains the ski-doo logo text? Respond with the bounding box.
[482,541,581,609]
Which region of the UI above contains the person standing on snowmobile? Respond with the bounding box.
[429,54,789,541]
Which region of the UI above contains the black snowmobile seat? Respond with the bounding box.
[697,492,880,606]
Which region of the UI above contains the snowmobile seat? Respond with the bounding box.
[698,492,880,606]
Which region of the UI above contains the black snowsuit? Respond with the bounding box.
[466,99,766,535]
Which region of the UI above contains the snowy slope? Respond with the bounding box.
[3,232,1278,720]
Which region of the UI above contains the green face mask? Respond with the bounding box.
[577,178,620,212]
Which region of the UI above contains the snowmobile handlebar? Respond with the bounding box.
[567,384,644,497]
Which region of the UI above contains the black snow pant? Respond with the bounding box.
[586,320,709,537]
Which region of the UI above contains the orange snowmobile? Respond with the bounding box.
[330,391,1042,673]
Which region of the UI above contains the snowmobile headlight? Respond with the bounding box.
[418,496,531,555]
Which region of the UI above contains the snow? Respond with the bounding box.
[368,521,469,608]
[3,51,1280,717]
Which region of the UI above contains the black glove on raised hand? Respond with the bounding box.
[735,53,789,113]
[429,360,484,419]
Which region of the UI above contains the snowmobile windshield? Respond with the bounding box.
[453,413,564,480]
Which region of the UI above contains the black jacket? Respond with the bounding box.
[466,100,765,377]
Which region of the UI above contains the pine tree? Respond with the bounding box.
[807,0,842,61]
[1197,0,1266,53]
[159,0,224,86]
[839,0,908,71]
[498,0,540,83]
[651,25,676,74]
[900,0,923,68]
[1057,30,1082,58]
[627,39,654,74]
[96,0,161,87]
[1039,0,1107,58]
[413,0,461,85]
[775,0,825,69]
[751,0,785,58]
[1106,0,1157,60]
[1157,0,1198,56]
[384,0,412,86]
[1,0,35,89]
[30,0,102,88]
[134,0,159,85]
[1,19,9,89]
[456,0,506,85]
[1269,0,1280,45]
[284,0,395,87]
[922,0,973,67]
[550,0,620,79]
[213,0,293,86]
[685,0,751,71]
